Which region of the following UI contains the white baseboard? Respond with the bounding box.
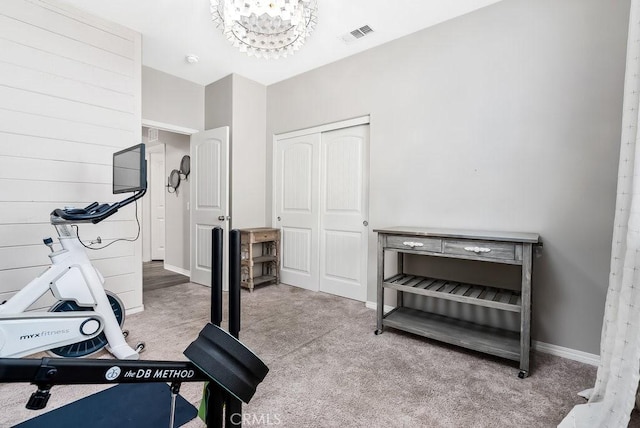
[164,264,191,277]
[127,305,144,315]
[364,301,600,366]
[533,340,600,366]
[365,301,395,314]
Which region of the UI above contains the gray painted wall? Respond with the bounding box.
[142,66,205,131]
[205,74,233,130]
[141,71,266,275]
[266,0,629,354]
[231,74,267,228]
[205,74,267,229]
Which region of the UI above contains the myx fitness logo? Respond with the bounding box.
[19,329,71,340]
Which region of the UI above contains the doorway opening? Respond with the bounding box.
[141,122,197,289]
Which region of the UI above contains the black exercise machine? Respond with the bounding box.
[0,227,267,427]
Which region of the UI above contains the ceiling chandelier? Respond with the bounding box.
[210,0,318,59]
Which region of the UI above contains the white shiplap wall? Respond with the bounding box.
[0,0,143,311]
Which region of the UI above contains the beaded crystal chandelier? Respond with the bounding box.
[210,0,318,59]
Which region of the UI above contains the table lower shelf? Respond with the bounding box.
[381,307,521,362]
[241,275,278,290]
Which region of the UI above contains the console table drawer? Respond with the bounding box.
[242,227,279,243]
[443,239,516,261]
[386,236,442,253]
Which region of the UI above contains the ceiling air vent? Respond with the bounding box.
[340,25,374,44]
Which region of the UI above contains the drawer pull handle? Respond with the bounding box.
[402,241,424,248]
[464,246,491,254]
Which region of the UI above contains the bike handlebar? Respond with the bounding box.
[51,188,147,224]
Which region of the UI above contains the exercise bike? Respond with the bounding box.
[0,144,147,360]
[0,144,268,426]
[0,226,269,427]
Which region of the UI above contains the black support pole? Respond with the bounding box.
[228,229,241,338]
[211,227,223,326]
[207,227,224,428]
[226,229,242,427]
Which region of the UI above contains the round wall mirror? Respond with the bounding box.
[167,169,181,194]
[180,155,191,180]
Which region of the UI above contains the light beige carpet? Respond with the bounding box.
[1,283,638,427]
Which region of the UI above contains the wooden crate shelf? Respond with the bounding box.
[240,228,280,292]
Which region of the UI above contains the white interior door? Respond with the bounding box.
[148,145,166,261]
[190,127,229,287]
[275,133,320,291]
[318,125,369,301]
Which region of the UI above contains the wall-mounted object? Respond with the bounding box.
[167,169,181,194]
[180,155,191,180]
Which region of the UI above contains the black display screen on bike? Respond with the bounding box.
[113,143,146,194]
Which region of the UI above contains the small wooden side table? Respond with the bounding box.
[239,227,281,292]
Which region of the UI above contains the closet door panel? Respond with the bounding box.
[275,134,320,291]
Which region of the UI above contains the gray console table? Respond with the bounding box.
[374,226,540,378]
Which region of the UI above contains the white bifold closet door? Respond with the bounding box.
[275,125,369,302]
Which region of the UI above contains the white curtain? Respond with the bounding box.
[559,2,640,427]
